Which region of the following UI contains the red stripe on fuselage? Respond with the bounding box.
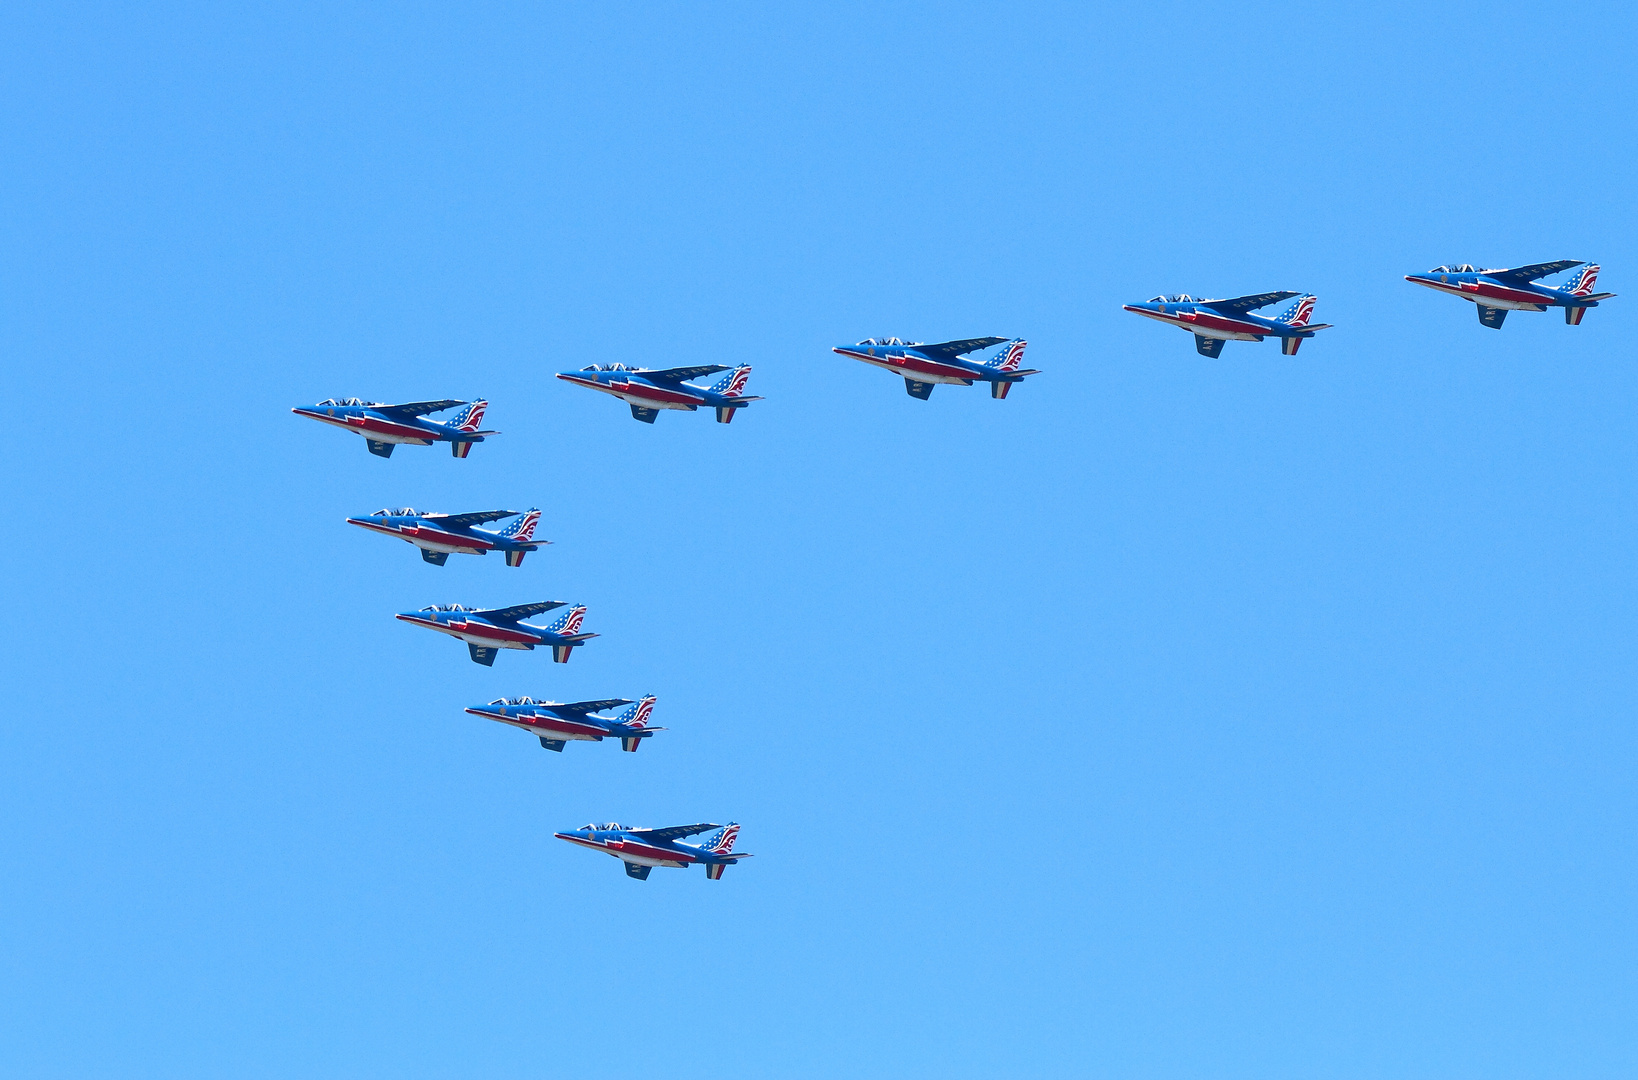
[833,347,975,381]
[395,614,542,645]
[345,415,439,439]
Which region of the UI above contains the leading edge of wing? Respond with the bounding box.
[1485,259,1583,285]
[473,600,568,623]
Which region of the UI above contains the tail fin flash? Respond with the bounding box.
[1567,265,1600,297]
[1277,295,1317,327]
[500,509,541,542]
[990,340,1028,372]
[616,695,657,729]
[711,365,753,397]
[707,822,740,855]
[454,400,489,432]
[547,605,587,636]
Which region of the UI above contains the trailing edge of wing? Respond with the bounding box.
[1199,291,1299,316]
[374,399,466,418]
[1486,259,1582,285]
[638,364,731,384]
[541,698,633,716]
[476,600,568,623]
[628,823,721,843]
[429,510,518,528]
[912,336,1008,360]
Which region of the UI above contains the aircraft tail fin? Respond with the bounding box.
[615,695,657,730]
[986,339,1028,372]
[545,605,587,637]
[499,509,541,542]
[1566,264,1600,297]
[709,365,753,397]
[705,822,740,855]
[1275,295,1317,327]
[452,399,489,432]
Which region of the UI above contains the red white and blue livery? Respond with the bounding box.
[291,397,498,458]
[1403,261,1615,328]
[555,821,751,880]
[1123,292,1332,357]
[346,508,545,567]
[556,364,761,424]
[465,695,662,753]
[832,337,1038,399]
[395,600,596,666]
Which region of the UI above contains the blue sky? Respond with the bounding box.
[3,3,1635,1077]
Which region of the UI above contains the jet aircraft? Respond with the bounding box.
[291,398,498,457]
[465,695,661,752]
[1122,293,1332,357]
[1403,261,1614,328]
[395,600,596,666]
[555,821,751,880]
[556,364,760,424]
[347,508,545,567]
[831,337,1037,399]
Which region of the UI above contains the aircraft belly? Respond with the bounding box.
[618,391,696,411]
[606,842,690,867]
[452,628,538,649]
[523,718,602,739]
[410,535,490,554]
[1188,326,1261,342]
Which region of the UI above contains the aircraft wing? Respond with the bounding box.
[426,510,517,529]
[638,365,731,384]
[913,337,1008,360]
[628,823,721,843]
[1200,292,1299,316]
[475,600,567,623]
[1486,260,1582,285]
[373,399,466,418]
[540,698,633,716]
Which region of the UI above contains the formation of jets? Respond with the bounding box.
[293,256,1610,882]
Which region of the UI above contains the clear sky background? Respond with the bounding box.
[3,3,1635,1077]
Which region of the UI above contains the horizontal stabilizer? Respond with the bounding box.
[419,548,449,566]
[904,378,935,400]
[630,404,658,423]
[1477,304,1508,329]
[1194,334,1225,358]
[623,862,652,880]
[1579,292,1616,302]
[468,643,499,666]
[539,737,566,752]
[366,439,395,458]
